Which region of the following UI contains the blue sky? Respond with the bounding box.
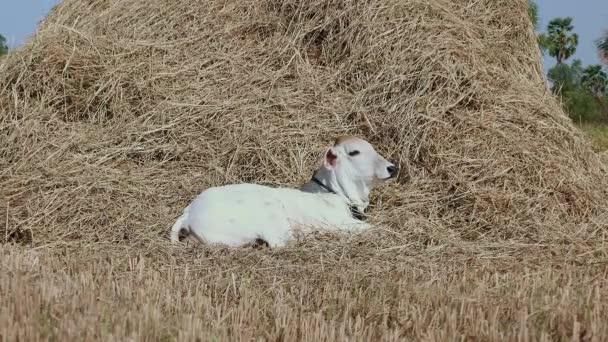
[0,0,58,48]
[1,0,607,70]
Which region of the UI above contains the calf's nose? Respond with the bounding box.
[387,165,399,177]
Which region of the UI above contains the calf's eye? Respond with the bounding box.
[348,150,360,157]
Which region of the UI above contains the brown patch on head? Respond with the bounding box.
[334,135,361,146]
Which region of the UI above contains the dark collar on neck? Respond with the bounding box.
[311,176,336,194]
[311,176,367,221]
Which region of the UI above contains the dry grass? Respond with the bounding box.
[1,0,608,340]
[2,241,608,341]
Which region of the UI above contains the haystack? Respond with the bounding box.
[2,0,608,339]
[1,0,606,244]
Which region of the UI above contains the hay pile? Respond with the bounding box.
[1,0,606,244]
[1,0,608,339]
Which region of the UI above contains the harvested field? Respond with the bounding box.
[1,0,608,340]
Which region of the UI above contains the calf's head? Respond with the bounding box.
[319,136,398,209]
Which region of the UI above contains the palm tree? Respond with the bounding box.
[597,32,608,65]
[545,17,579,64]
[0,34,8,56]
[581,65,608,119]
[581,65,607,98]
[528,1,550,55]
[528,1,539,31]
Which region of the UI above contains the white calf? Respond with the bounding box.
[170,136,398,248]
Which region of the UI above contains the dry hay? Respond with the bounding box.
[1,0,608,340]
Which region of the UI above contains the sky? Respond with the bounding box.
[0,0,607,70]
[0,0,59,48]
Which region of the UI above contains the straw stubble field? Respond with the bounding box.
[1,0,608,340]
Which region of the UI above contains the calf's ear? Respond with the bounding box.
[323,147,339,170]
